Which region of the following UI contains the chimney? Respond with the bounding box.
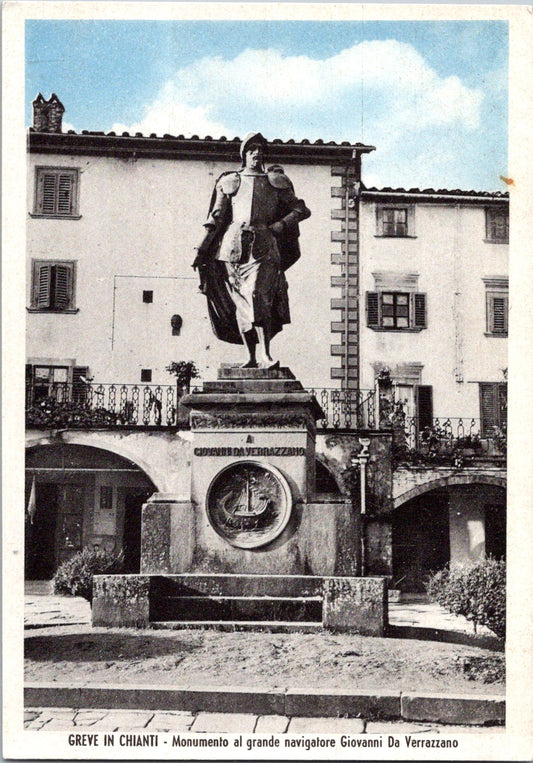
[31,93,65,133]
[47,93,65,133]
[32,93,48,131]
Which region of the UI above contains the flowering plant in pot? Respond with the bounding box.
[165,360,201,396]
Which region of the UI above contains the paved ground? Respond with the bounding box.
[24,707,499,734]
[24,582,496,641]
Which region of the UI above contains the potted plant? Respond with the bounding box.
[165,360,201,397]
[165,360,201,426]
[454,433,482,457]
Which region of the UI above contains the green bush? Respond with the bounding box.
[426,558,506,639]
[52,547,123,604]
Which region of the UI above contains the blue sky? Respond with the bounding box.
[26,20,508,191]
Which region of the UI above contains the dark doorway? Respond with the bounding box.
[485,504,506,559]
[26,483,59,579]
[392,490,450,592]
[315,461,341,495]
[55,484,85,567]
[123,489,152,572]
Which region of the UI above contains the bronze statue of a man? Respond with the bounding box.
[193,132,311,368]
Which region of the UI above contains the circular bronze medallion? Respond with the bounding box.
[206,460,293,549]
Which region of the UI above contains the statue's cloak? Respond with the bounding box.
[198,171,302,345]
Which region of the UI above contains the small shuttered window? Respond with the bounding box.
[479,382,507,436]
[34,167,79,217]
[376,204,414,237]
[31,260,76,311]
[365,291,427,331]
[486,292,509,335]
[485,207,509,243]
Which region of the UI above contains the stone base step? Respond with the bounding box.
[150,574,324,599]
[203,379,304,393]
[150,620,324,633]
[150,595,322,622]
[218,365,296,380]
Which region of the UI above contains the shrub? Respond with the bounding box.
[52,547,123,604]
[426,558,506,639]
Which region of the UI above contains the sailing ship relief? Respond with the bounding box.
[207,461,291,546]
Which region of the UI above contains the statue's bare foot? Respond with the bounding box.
[241,359,258,368]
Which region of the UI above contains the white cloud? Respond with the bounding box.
[113,40,482,136]
[111,87,230,137]
[109,39,486,188]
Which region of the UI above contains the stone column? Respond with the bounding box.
[140,493,195,574]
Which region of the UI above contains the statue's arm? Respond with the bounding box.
[271,188,310,236]
[193,181,230,269]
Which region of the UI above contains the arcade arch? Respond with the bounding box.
[25,443,156,578]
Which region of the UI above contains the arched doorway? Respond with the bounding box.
[392,481,506,592]
[25,444,156,579]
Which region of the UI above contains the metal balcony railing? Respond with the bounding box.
[396,416,506,460]
[25,382,200,428]
[25,382,377,431]
[308,388,376,430]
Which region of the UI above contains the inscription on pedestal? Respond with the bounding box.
[195,446,306,457]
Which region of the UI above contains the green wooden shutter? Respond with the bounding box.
[480,383,499,435]
[72,366,89,403]
[41,172,57,214]
[413,293,427,328]
[491,295,508,334]
[36,264,51,308]
[26,363,33,406]
[54,264,72,309]
[57,174,73,215]
[416,385,433,431]
[498,383,507,426]
[366,292,379,327]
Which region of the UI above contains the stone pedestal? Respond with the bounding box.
[179,365,326,575]
[92,364,387,632]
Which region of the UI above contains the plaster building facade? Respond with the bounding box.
[25,95,507,591]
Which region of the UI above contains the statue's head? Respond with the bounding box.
[240,132,268,168]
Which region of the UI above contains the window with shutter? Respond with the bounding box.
[479,382,507,435]
[33,167,79,217]
[485,207,509,243]
[366,290,427,331]
[484,281,509,336]
[376,205,413,236]
[382,208,407,236]
[30,260,76,312]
